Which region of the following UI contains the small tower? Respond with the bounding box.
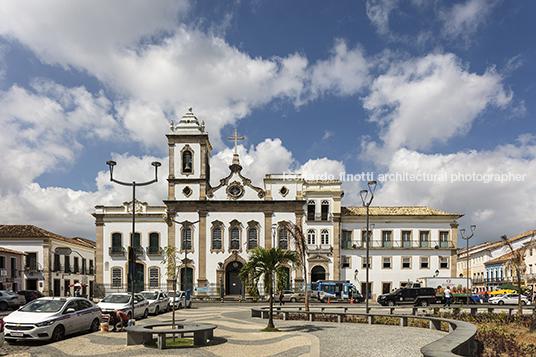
[167,108,212,200]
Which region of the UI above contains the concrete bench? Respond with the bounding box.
[125,322,217,349]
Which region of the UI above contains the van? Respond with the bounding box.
[314,280,364,303]
[377,287,436,307]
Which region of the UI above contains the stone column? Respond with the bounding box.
[332,213,341,280]
[42,241,52,297]
[168,142,175,200]
[450,223,459,277]
[197,210,208,294]
[94,217,105,298]
[264,211,273,249]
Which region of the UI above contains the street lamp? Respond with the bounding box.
[460,225,476,305]
[360,180,377,313]
[106,160,161,316]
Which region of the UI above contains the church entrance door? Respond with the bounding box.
[311,265,326,282]
[226,262,243,295]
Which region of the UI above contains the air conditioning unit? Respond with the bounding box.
[0,269,7,277]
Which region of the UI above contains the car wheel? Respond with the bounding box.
[143,309,148,319]
[290,297,297,303]
[89,318,100,332]
[522,301,527,306]
[420,300,429,307]
[155,306,159,315]
[50,325,65,342]
[498,301,504,305]
[0,301,8,311]
[387,300,395,307]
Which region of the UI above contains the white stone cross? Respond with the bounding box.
[227,129,244,155]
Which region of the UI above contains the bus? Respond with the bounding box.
[312,280,364,303]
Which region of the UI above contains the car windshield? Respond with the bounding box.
[140,292,158,300]
[101,294,131,304]
[168,291,183,298]
[390,289,402,295]
[20,299,66,313]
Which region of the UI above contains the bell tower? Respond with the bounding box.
[166,108,212,200]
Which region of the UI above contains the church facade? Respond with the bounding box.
[93,109,462,299]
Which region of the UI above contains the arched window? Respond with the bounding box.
[321,200,330,221]
[307,229,316,245]
[230,227,240,250]
[307,200,316,221]
[320,229,329,245]
[248,227,258,250]
[278,228,288,250]
[148,232,159,254]
[130,232,141,254]
[182,227,192,251]
[111,267,122,288]
[148,267,159,288]
[212,227,222,250]
[182,150,193,173]
[111,233,122,254]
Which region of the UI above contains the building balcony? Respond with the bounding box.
[146,246,162,256]
[307,244,332,254]
[109,246,125,256]
[24,262,43,273]
[306,213,333,222]
[344,240,455,249]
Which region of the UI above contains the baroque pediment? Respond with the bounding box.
[207,164,265,200]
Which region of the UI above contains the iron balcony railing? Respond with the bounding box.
[109,246,125,256]
[342,240,455,249]
[306,213,333,222]
[146,246,162,255]
[307,244,333,253]
[24,261,43,272]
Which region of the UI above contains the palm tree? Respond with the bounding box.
[500,234,534,316]
[284,221,310,311]
[239,246,300,329]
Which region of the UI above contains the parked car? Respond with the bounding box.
[15,292,27,306]
[140,291,170,315]
[377,287,437,307]
[281,290,304,303]
[488,293,529,305]
[0,318,4,348]
[18,290,44,303]
[167,290,191,309]
[97,293,149,319]
[3,297,101,342]
[0,290,23,311]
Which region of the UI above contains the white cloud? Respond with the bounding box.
[0,81,118,192]
[440,0,501,44]
[365,0,398,36]
[362,52,512,157]
[373,138,536,241]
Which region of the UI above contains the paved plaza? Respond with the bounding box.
[0,303,446,357]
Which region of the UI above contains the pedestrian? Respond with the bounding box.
[484,291,489,303]
[66,290,71,297]
[278,290,284,306]
[443,286,452,308]
[110,310,129,332]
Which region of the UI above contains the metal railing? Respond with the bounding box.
[109,246,125,256]
[146,246,162,255]
[307,244,333,253]
[24,261,43,272]
[346,240,454,249]
[306,213,333,222]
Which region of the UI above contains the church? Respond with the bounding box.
[93,108,462,300]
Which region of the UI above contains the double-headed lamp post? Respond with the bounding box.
[360,180,377,313]
[460,225,476,305]
[106,160,161,316]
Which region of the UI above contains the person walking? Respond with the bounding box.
[443,286,452,308]
[278,290,284,306]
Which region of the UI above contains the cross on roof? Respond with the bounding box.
[227,129,244,155]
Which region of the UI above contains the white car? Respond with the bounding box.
[97,293,149,320]
[167,291,191,309]
[139,291,170,315]
[488,293,529,305]
[3,297,101,342]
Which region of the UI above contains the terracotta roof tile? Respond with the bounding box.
[0,225,94,249]
[342,206,463,217]
[0,247,26,255]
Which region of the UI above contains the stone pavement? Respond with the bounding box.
[0,304,446,357]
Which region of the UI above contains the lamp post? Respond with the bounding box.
[360,180,377,313]
[106,160,161,316]
[460,225,476,305]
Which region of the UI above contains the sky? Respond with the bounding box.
[0,0,535,247]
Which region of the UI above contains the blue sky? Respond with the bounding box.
[0,0,535,246]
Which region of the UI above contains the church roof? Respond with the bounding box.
[0,225,95,249]
[171,107,205,134]
[342,206,463,217]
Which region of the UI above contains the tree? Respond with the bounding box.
[284,221,310,311]
[160,245,181,338]
[239,246,300,330]
[500,234,534,317]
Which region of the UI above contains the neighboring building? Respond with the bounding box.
[458,230,536,292]
[0,247,26,291]
[94,108,463,300]
[0,225,96,297]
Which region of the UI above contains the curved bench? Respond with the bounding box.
[125,322,217,349]
[251,306,477,356]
